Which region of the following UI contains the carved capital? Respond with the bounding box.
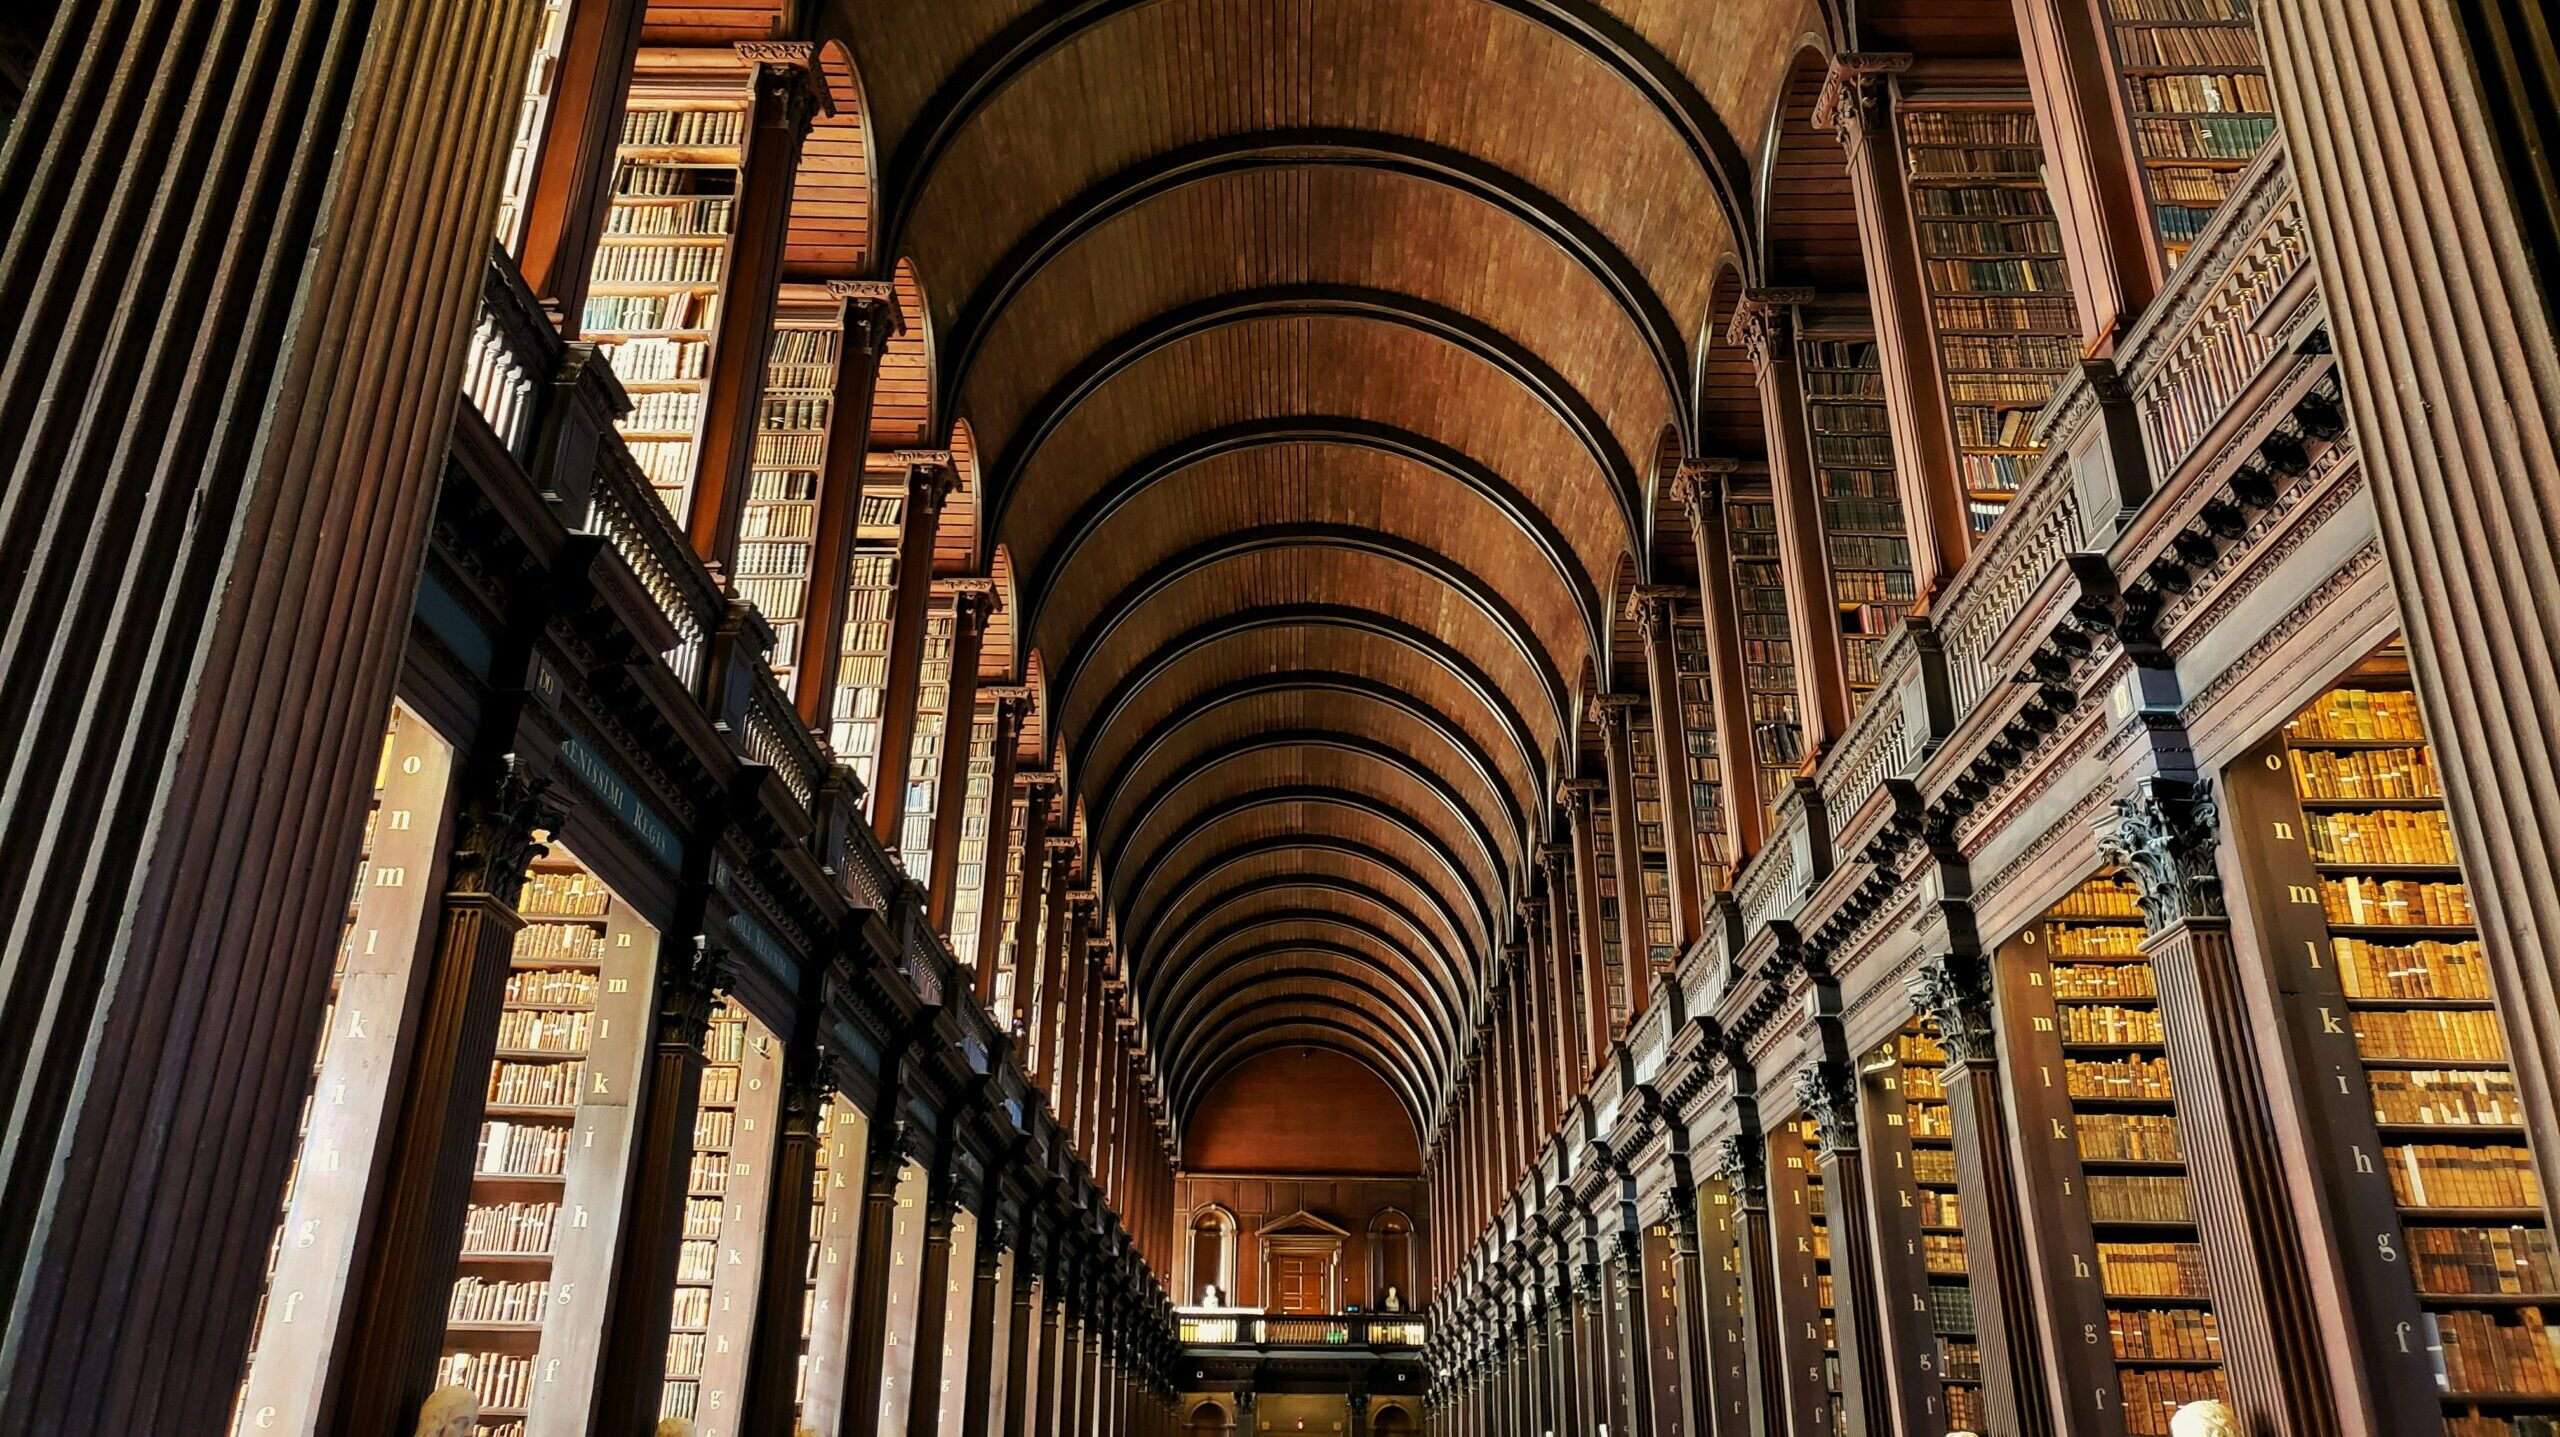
[826,280,902,351]
[1813,51,1912,150]
[1726,288,1814,368]
[1626,585,1684,641]
[865,1112,913,1190]
[2095,777,2225,931]
[449,754,563,907]
[902,455,958,519]
[944,576,1001,632]
[782,1048,841,1136]
[1908,950,1997,1067]
[1793,1057,1858,1157]
[1668,458,1740,518]
[656,938,734,1049]
[738,42,826,131]
[1710,1131,1765,1205]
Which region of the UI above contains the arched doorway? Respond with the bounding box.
[1188,1206,1236,1305]
[1374,1405,1417,1434]
[1189,1400,1233,1435]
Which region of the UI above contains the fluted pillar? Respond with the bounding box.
[970,696,1031,992]
[868,458,957,843]
[925,581,999,927]
[1629,587,1707,946]
[836,1104,915,1429]
[1728,290,1853,752]
[2008,0,2161,346]
[795,284,902,719]
[511,0,644,329]
[1669,463,1768,859]
[904,1188,962,1437]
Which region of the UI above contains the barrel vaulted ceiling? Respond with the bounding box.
[772,0,1815,1152]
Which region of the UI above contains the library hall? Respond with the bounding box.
[0,1,2555,1435]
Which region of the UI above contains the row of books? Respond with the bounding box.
[741,500,816,541]
[2101,1241,2212,1299]
[2387,1144,2545,1209]
[2135,114,2279,161]
[2063,1004,2167,1046]
[495,1008,591,1053]
[692,1108,735,1149]
[521,870,612,917]
[1949,374,2063,405]
[2071,1055,2177,1102]
[1914,1148,1959,1187]
[2054,885,2144,919]
[591,243,725,286]
[489,1060,584,1108]
[2323,876,2475,927]
[2081,1112,2187,1163]
[1926,1278,1975,1336]
[2054,923,2148,957]
[583,290,718,333]
[2305,808,2460,866]
[626,441,694,491]
[2293,687,2429,741]
[2120,1368,2227,1436]
[449,1275,550,1325]
[1932,294,2077,333]
[604,197,732,236]
[1919,1189,1963,1229]
[2126,72,2273,115]
[2111,1305,2221,1361]
[2431,1309,2560,1395]
[755,434,824,471]
[2092,1173,2196,1225]
[460,1200,559,1256]
[666,1331,708,1377]
[670,1286,712,1329]
[1813,433,1895,468]
[436,1350,534,1411]
[621,107,745,148]
[605,335,709,380]
[623,391,704,435]
[1908,144,2047,179]
[1926,257,2072,293]
[477,1120,570,1177]
[1914,183,2052,219]
[2055,960,2159,999]
[2371,1069,2524,1129]
[1941,333,2080,373]
[503,967,596,1006]
[677,1237,719,1286]
[2152,168,2240,206]
[2414,1224,2560,1297]
[1953,405,2043,449]
[735,579,804,628]
[688,1152,733,1195]
[2355,1009,2512,1064]
[2105,0,2253,26]
[1902,110,2042,147]
[1962,452,2032,496]
[2290,745,2441,799]
[514,921,604,965]
[612,161,734,199]
[1919,217,2064,258]
[2335,937,2492,1001]
[758,394,830,431]
[1923,1233,1968,1274]
[733,540,812,578]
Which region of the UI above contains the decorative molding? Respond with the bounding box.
[2095,778,2225,931]
[1907,951,1994,1066]
[1792,1056,1857,1157]
[447,753,562,906]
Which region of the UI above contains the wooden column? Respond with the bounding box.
[1523,896,1565,1130]
[1563,781,1615,1064]
[1510,947,1548,1160]
[1716,1129,1790,1437]
[0,0,538,1426]
[587,944,730,1437]
[903,1186,962,1437]
[1536,852,1586,1104]
[512,0,645,329]
[1669,464,1768,861]
[836,1103,914,1430]
[2254,0,2560,1244]
[1610,1229,1657,1437]
[2008,0,2160,347]
[1547,1257,1584,1437]
[869,458,957,844]
[1815,53,1974,593]
[971,695,1031,992]
[1845,1043,1955,1437]
[1005,776,1059,1028]
[1728,290,1854,753]
[2098,781,2341,1437]
[1630,587,1707,949]
[1058,917,1094,1140]
[926,580,999,927]
[1003,1262,1042,1437]
[1032,850,1080,1092]
[1909,949,2053,1437]
[687,44,823,570]
[1597,697,1657,1013]
[1797,1053,1906,1437]
[324,762,561,1433]
[740,1049,835,1437]
[795,284,902,722]
[1668,1183,1718,1437]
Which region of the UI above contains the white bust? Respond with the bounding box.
[412,1387,478,1437]
[1201,1283,1222,1306]
[2171,1400,2241,1437]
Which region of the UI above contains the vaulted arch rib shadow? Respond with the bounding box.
[869,0,1754,266]
[984,286,1645,567]
[1048,527,1573,772]
[1018,417,1605,661]
[1171,1009,1433,1129]
[941,134,1690,436]
[1154,938,1461,1072]
[1179,1036,1431,1143]
[1142,892,1469,1046]
[1074,606,1551,819]
[1137,883,1474,1037]
[1167,973,1450,1092]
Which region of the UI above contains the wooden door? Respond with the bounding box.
[1273,1255,1324,1313]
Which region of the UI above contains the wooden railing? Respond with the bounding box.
[1177,1312,1428,1348]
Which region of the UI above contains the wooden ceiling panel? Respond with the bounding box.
[814,0,1034,167]
[1597,0,1813,194]
[782,43,872,277]
[641,0,790,46]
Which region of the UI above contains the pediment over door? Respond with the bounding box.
[1255,1208,1350,1239]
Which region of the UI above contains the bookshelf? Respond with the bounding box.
[1771,1118,1846,1435]
[1899,101,2082,529]
[233,711,455,1435]
[1727,478,1805,827]
[441,847,659,1436]
[826,476,908,792]
[1872,1023,1984,1432]
[2099,0,2280,267]
[738,293,844,698]
[989,790,1029,1022]
[580,92,748,521]
[1671,610,1732,893]
[1798,335,1916,703]
[1589,788,1631,1029]
[897,599,958,883]
[492,0,573,251]
[661,997,781,1434]
[2225,660,2560,1432]
[2005,873,2228,1436]
[947,697,1000,961]
[1626,718,1679,972]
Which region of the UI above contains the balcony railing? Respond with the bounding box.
[1178,1311,1427,1349]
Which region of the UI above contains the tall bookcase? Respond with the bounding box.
[2000,874,2228,1436]
[738,291,844,699]
[827,473,909,792]
[441,848,659,1437]
[1869,1023,1984,1432]
[990,789,1029,1022]
[1589,787,1631,1029]
[233,711,454,1436]
[2223,657,2560,1434]
[2099,0,2280,266]
[1671,610,1732,894]
[1798,335,1915,703]
[493,0,574,251]
[897,599,959,883]
[662,997,781,1436]
[1770,1117,1845,1435]
[1626,720,1678,972]
[581,89,748,521]
[947,698,1000,960]
[1726,479,1805,828]
[1900,101,2081,529]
